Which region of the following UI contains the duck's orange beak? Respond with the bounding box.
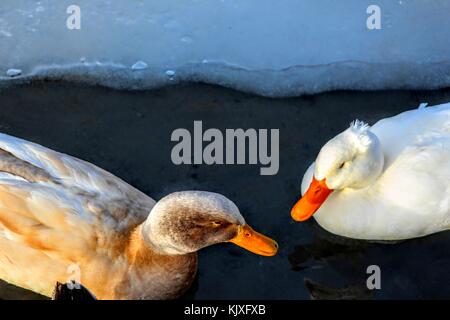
[228,224,278,256]
[291,177,333,221]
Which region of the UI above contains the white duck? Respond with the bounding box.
[0,133,278,300]
[291,102,450,241]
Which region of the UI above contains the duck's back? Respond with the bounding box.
[371,102,450,168]
[372,103,450,234]
[0,133,155,206]
[0,133,156,297]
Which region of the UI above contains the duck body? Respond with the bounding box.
[0,133,278,299]
[298,102,450,240]
[0,132,198,299]
[1,223,198,299]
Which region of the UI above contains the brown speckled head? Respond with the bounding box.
[142,191,245,255]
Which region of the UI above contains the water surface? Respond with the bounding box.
[1,82,450,299]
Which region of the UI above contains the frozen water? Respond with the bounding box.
[6,69,22,77]
[131,61,149,71]
[0,0,449,96]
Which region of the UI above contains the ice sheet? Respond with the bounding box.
[0,0,449,96]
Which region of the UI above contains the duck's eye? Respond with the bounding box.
[338,162,345,169]
[212,221,222,227]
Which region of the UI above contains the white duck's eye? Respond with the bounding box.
[338,162,346,169]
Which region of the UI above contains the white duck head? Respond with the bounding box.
[142,191,278,256]
[291,120,384,221]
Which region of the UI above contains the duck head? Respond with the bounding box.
[142,191,278,256]
[291,120,384,222]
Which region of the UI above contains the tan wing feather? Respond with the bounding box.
[0,133,156,226]
[0,181,95,258]
[0,133,155,204]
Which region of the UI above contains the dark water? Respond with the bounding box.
[1,82,450,300]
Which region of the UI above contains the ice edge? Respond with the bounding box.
[1,60,450,97]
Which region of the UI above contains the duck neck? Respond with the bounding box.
[123,224,198,299]
[127,224,197,260]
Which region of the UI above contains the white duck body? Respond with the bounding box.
[301,102,450,240]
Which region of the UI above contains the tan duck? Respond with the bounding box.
[0,133,278,299]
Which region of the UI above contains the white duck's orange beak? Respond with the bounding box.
[291,177,333,221]
[228,224,278,256]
